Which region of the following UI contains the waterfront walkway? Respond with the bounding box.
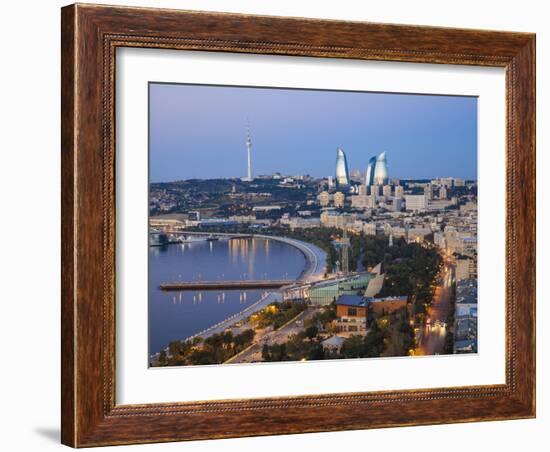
[180,292,283,343]
[254,234,327,281]
[178,235,326,342]
[151,234,327,360]
[159,234,327,290]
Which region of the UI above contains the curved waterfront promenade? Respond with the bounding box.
[182,292,282,342]
[150,234,327,360]
[254,234,327,282]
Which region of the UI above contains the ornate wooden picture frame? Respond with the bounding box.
[61,3,535,447]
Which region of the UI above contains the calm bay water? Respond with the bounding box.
[149,237,306,354]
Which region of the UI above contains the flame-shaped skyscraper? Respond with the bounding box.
[365,156,377,186]
[335,147,350,188]
[373,151,389,185]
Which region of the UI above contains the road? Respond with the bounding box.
[181,292,282,342]
[226,306,320,364]
[415,258,454,356]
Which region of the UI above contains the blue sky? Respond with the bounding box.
[149,83,477,182]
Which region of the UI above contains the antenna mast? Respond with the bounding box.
[245,121,252,181]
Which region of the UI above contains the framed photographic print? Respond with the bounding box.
[61,3,536,447]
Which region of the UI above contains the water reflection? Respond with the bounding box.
[149,238,306,354]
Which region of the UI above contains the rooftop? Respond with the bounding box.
[335,295,367,307]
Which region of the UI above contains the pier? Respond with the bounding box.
[159,280,293,291]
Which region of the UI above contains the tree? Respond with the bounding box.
[340,335,366,359]
[261,343,270,361]
[168,341,181,357]
[363,329,386,357]
[221,330,233,345]
[268,343,288,361]
[234,329,255,348]
[305,325,319,341]
[188,348,216,365]
[307,343,326,360]
[158,350,167,365]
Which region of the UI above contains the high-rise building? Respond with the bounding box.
[365,156,376,186]
[335,148,350,188]
[424,183,433,200]
[395,185,404,198]
[368,193,377,209]
[392,197,404,212]
[373,152,389,185]
[440,185,448,199]
[382,185,392,198]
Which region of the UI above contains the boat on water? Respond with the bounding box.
[205,234,219,242]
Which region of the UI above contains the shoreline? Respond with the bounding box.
[150,234,326,360]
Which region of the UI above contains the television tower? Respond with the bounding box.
[244,122,252,182]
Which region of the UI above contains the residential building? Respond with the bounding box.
[320,211,354,229]
[318,190,331,206]
[424,183,433,200]
[363,222,377,235]
[454,178,466,187]
[456,257,477,281]
[405,194,428,211]
[407,227,431,243]
[367,296,408,316]
[334,295,369,334]
[334,191,346,208]
[392,197,404,212]
[395,185,404,198]
[454,279,478,353]
[289,217,321,230]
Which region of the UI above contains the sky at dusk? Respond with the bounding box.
[149,83,477,183]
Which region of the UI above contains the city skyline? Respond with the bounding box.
[149,83,477,183]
